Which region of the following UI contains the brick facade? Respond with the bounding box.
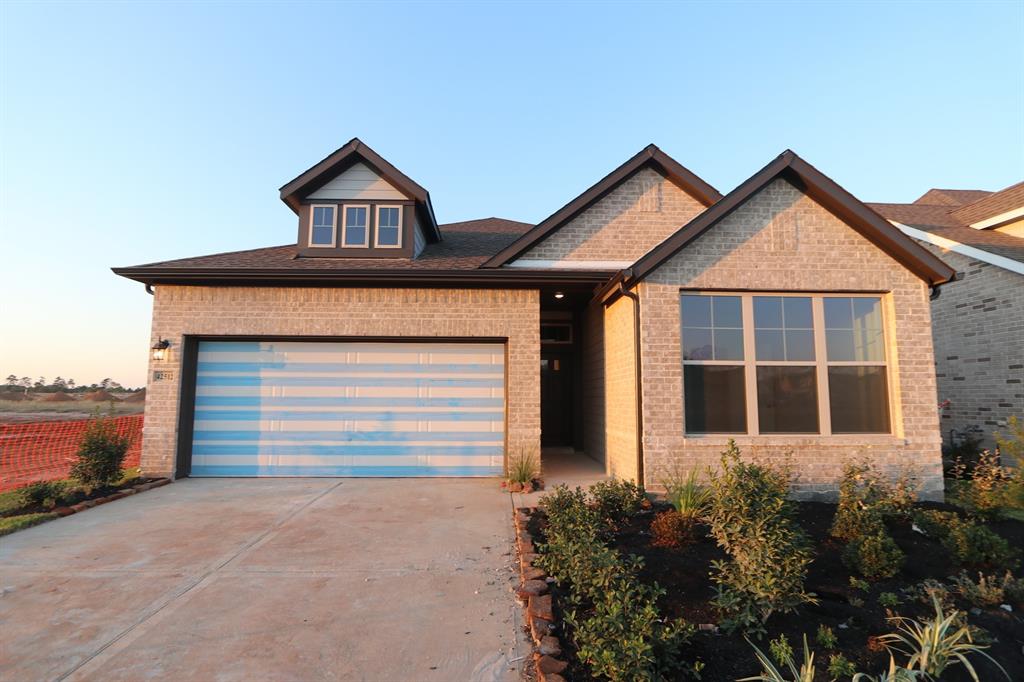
[142,286,540,478]
[917,245,1024,450]
[635,179,945,499]
[516,168,707,262]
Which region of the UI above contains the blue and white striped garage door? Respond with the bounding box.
[189,340,505,477]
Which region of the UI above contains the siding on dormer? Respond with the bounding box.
[307,162,407,201]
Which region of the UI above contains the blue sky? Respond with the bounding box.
[1,1,1022,387]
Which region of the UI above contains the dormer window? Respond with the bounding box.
[375,206,403,248]
[342,205,370,247]
[309,205,336,247]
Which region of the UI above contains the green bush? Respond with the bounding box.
[952,571,1023,608]
[705,442,815,634]
[17,480,72,509]
[537,483,697,680]
[831,461,916,542]
[589,479,646,526]
[949,449,1014,519]
[915,509,1019,570]
[843,531,905,580]
[769,634,793,667]
[70,414,130,490]
[828,653,856,680]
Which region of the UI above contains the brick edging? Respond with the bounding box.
[514,507,569,682]
[52,478,172,518]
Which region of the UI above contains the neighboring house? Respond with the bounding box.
[114,139,955,498]
[869,183,1024,451]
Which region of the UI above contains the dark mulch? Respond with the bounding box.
[535,502,1024,681]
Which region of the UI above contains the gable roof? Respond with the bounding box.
[480,144,722,268]
[597,150,956,303]
[913,188,992,207]
[279,138,442,242]
[949,181,1024,227]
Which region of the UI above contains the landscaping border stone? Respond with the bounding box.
[49,478,171,519]
[513,506,569,682]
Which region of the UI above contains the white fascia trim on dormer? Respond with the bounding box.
[504,259,634,270]
[891,221,1024,275]
[968,205,1024,230]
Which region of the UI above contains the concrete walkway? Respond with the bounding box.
[0,478,525,682]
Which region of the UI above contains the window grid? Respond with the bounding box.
[681,292,892,436]
[308,205,337,248]
[341,204,370,248]
[374,205,403,248]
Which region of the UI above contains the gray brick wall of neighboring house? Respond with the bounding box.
[637,179,946,500]
[917,244,1024,451]
[517,168,707,262]
[141,286,540,478]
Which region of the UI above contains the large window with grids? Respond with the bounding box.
[681,292,891,435]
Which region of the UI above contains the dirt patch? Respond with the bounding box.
[43,392,74,402]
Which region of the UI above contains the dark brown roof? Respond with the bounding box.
[596,150,956,305]
[912,188,992,207]
[950,181,1024,226]
[868,201,1024,263]
[126,218,534,272]
[481,144,722,268]
[278,138,442,242]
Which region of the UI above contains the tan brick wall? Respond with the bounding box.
[142,287,540,478]
[603,296,639,480]
[917,245,1024,449]
[516,168,707,262]
[638,179,945,499]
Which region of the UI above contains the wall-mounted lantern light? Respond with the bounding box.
[151,339,171,361]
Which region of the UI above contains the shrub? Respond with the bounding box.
[590,479,646,526]
[949,449,1014,519]
[741,634,817,682]
[913,509,1019,570]
[660,465,709,521]
[705,442,815,634]
[828,654,857,680]
[816,624,837,650]
[70,414,130,490]
[506,447,539,486]
[878,592,901,609]
[537,483,697,680]
[17,480,71,509]
[952,571,1023,608]
[831,461,916,542]
[768,634,793,667]
[843,531,905,581]
[650,509,693,548]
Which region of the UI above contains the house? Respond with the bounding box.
[869,183,1024,451]
[114,139,956,498]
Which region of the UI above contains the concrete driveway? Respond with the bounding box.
[0,479,525,682]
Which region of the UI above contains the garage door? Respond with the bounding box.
[189,340,505,477]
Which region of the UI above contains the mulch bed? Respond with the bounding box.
[2,477,170,520]
[526,502,1024,681]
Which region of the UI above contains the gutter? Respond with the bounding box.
[617,271,645,487]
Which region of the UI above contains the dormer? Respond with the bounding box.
[279,138,442,258]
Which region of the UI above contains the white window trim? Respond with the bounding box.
[374,205,403,249]
[308,204,337,248]
[681,291,894,437]
[341,204,371,248]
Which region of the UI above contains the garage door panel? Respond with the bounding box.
[190,341,505,478]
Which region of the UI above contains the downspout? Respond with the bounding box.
[618,274,644,487]
[145,284,155,295]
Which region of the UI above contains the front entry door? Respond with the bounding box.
[540,351,573,446]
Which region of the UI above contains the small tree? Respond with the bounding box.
[70,413,131,490]
[5,374,17,387]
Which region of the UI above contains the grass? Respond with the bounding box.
[0,512,59,537]
[0,399,143,415]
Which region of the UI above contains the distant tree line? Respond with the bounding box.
[2,375,141,394]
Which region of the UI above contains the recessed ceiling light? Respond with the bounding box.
[554,292,565,299]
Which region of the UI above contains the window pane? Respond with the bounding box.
[377,225,400,246]
[684,365,746,433]
[379,207,400,228]
[783,297,813,329]
[713,328,744,361]
[713,296,742,328]
[826,329,855,362]
[681,295,712,328]
[824,297,853,329]
[345,225,366,245]
[755,329,785,361]
[312,206,334,227]
[344,207,367,245]
[852,297,882,331]
[829,367,890,433]
[756,366,819,433]
[785,329,815,361]
[754,296,782,328]
[682,327,713,360]
[311,224,334,245]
